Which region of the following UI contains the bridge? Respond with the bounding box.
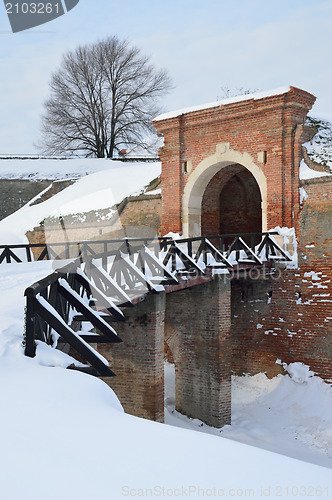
[1,86,329,427]
[1,232,292,427]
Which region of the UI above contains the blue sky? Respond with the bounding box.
[0,0,331,154]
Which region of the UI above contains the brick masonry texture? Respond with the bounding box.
[154,86,332,382]
[202,165,262,239]
[230,179,331,381]
[165,275,231,427]
[98,292,166,423]
[231,186,332,380]
[153,86,316,235]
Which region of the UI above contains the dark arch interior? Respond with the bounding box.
[201,164,262,245]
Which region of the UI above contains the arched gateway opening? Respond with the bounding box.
[182,146,267,238]
[201,164,262,243]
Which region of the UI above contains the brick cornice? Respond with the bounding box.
[154,87,316,134]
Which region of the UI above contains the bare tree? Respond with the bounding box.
[217,86,259,100]
[38,36,171,158]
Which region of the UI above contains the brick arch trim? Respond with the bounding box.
[182,142,267,237]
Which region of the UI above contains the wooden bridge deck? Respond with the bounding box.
[2,232,292,377]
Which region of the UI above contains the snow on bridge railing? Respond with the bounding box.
[0,232,292,268]
[22,234,292,375]
[24,258,123,377]
[23,247,178,376]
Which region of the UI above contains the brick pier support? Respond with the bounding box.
[99,292,166,423]
[165,275,231,428]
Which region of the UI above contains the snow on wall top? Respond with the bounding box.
[0,160,161,244]
[0,158,159,181]
[153,86,291,122]
[300,159,331,180]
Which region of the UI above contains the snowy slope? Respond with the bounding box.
[0,262,331,500]
[0,160,161,244]
[304,116,332,170]
[0,158,159,180]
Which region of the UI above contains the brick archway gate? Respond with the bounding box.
[153,86,316,237]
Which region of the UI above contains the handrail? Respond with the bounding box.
[22,235,291,377]
[0,232,281,264]
[24,258,122,377]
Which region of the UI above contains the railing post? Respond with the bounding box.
[26,246,32,262]
[153,240,159,257]
[24,296,36,357]
[172,247,176,271]
[220,236,224,253]
[102,242,108,270]
[125,238,133,261]
[5,247,11,263]
[187,240,192,258]
[204,238,209,265]
[82,242,87,262]
[77,243,83,263]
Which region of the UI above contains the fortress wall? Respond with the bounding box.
[231,177,332,380]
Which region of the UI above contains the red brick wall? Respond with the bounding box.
[153,86,332,381]
[99,292,166,422]
[165,275,231,427]
[231,177,332,380]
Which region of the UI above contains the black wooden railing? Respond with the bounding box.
[22,233,291,376]
[24,258,124,377]
[1,232,291,266]
[23,248,178,377]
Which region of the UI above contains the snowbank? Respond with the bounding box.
[300,159,331,180]
[0,264,331,499]
[165,362,332,470]
[0,158,159,180]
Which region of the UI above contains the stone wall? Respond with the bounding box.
[117,194,161,238]
[26,193,162,258]
[0,179,51,220]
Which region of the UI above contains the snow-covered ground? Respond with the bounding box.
[304,117,332,170]
[300,159,332,180]
[0,261,331,500]
[0,157,159,181]
[0,157,331,498]
[165,362,332,470]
